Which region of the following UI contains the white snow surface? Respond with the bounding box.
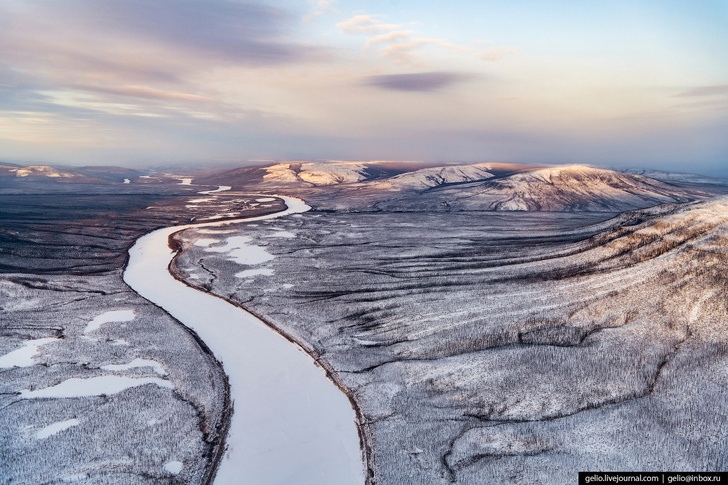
[266,230,295,238]
[124,196,364,485]
[197,235,274,265]
[263,162,370,186]
[20,375,173,399]
[381,163,495,190]
[36,418,80,439]
[101,358,167,376]
[235,268,275,279]
[179,178,193,185]
[164,461,184,474]
[0,338,58,369]
[83,310,135,335]
[123,178,130,184]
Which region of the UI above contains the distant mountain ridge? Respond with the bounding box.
[0,163,139,184]
[392,165,705,212]
[3,160,724,212]
[195,161,720,212]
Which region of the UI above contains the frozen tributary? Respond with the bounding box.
[124,196,364,485]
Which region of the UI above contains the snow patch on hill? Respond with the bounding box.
[378,163,495,190]
[263,161,372,186]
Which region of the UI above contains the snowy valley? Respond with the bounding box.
[1,161,727,484]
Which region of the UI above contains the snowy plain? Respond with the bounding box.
[124,195,364,485]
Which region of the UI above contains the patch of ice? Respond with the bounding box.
[123,178,130,184]
[140,175,151,179]
[83,310,135,335]
[164,461,183,475]
[193,238,219,247]
[266,231,295,238]
[20,375,173,399]
[187,197,214,203]
[235,268,274,279]
[179,178,193,185]
[204,236,274,265]
[101,358,167,376]
[281,283,294,289]
[36,418,80,439]
[256,197,275,202]
[0,338,58,369]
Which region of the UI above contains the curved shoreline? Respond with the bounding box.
[124,195,368,484]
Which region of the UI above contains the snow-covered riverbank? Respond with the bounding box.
[124,196,364,485]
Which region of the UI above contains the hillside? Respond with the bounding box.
[374,163,497,190]
[375,165,710,212]
[193,161,416,188]
[172,192,728,483]
[192,161,721,213]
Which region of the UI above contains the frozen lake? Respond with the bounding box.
[124,195,364,485]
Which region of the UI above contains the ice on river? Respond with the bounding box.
[124,195,364,485]
[198,186,231,194]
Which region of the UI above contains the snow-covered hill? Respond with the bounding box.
[375,165,714,212]
[263,162,373,185]
[0,164,139,184]
[190,161,725,212]
[194,161,414,188]
[622,168,728,187]
[375,163,496,190]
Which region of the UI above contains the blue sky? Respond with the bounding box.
[1,0,727,175]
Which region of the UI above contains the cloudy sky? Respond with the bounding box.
[1,0,727,174]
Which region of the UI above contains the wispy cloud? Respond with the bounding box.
[303,0,337,23]
[674,85,728,97]
[364,72,474,92]
[0,0,331,124]
[72,85,210,102]
[337,15,402,34]
[3,0,323,67]
[365,30,415,48]
[338,13,516,66]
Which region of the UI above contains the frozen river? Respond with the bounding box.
[124,195,364,485]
